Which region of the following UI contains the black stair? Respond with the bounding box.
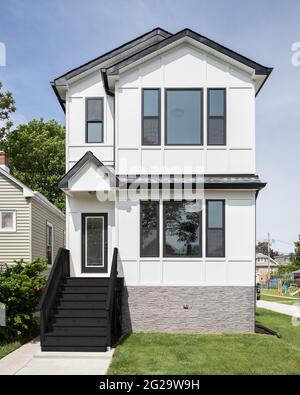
[42,278,109,352]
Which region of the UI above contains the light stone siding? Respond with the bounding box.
[122,286,255,333]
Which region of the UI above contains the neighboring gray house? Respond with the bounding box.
[0,151,65,266]
[256,253,279,284]
[276,254,291,266]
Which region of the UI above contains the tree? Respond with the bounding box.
[289,234,300,265]
[256,241,278,259]
[0,81,16,140]
[2,119,65,211]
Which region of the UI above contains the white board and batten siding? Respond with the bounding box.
[117,190,256,287]
[116,44,255,175]
[0,173,31,264]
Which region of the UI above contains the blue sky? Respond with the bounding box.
[0,0,300,253]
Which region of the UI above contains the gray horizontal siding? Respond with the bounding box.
[0,173,31,264]
[31,198,65,263]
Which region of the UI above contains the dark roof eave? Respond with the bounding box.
[106,28,273,78]
[53,27,171,83]
[58,151,118,189]
[51,82,66,113]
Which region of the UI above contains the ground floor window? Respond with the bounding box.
[81,213,108,273]
[46,222,53,265]
[140,201,159,257]
[0,211,16,232]
[206,200,225,257]
[163,201,202,257]
[139,199,225,258]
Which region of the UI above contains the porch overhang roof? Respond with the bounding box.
[118,174,266,190]
[58,151,118,190]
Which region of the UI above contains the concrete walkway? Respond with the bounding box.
[257,300,300,317]
[0,338,114,375]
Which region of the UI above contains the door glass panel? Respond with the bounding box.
[86,217,103,267]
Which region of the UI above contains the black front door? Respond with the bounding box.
[81,213,108,273]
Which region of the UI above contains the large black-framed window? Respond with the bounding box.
[140,201,159,257]
[207,88,226,145]
[81,213,108,273]
[206,200,225,257]
[165,89,203,145]
[163,200,202,257]
[86,97,104,143]
[142,89,161,145]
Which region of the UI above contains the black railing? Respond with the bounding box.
[39,248,70,342]
[106,248,123,348]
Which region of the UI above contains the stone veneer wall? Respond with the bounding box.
[122,286,255,333]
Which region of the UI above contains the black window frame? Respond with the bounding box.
[165,88,203,146]
[163,200,202,258]
[142,88,161,146]
[81,213,108,273]
[140,200,160,258]
[207,88,226,146]
[85,97,104,144]
[206,199,225,258]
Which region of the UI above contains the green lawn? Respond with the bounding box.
[261,295,300,305]
[108,309,300,375]
[0,341,21,359]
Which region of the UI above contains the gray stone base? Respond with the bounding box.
[122,286,255,333]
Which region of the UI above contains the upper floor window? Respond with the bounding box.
[86,98,103,143]
[165,89,203,145]
[207,89,226,145]
[0,211,16,232]
[142,89,161,145]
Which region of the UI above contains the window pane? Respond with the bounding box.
[208,118,225,145]
[208,201,223,228]
[87,122,103,143]
[166,90,202,145]
[207,229,224,257]
[143,90,158,116]
[164,201,202,257]
[87,99,102,121]
[207,201,224,257]
[86,217,103,266]
[143,118,159,145]
[209,90,224,116]
[141,201,159,257]
[1,212,13,229]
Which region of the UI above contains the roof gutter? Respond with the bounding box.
[51,81,66,113]
[101,69,115,97]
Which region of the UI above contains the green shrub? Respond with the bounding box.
[0,258,47,341]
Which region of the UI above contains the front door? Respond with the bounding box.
[81,213,108,273]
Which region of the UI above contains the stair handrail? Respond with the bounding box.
[39,248,70,342]
[106,247,119,347]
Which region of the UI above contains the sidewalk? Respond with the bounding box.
[0,338,114,375]
[257,300,300,317]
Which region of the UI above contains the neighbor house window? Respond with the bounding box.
[0,211,16,232]
[165,89,203,145]
[207,89,226,145]
[140,201,159,257]
[86,98,104,143]
[142,89,160,145]
[46,222,53,265]
[206,200,225,257]
[163,200,202,257]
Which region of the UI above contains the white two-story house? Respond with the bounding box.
[40,28,272,352]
